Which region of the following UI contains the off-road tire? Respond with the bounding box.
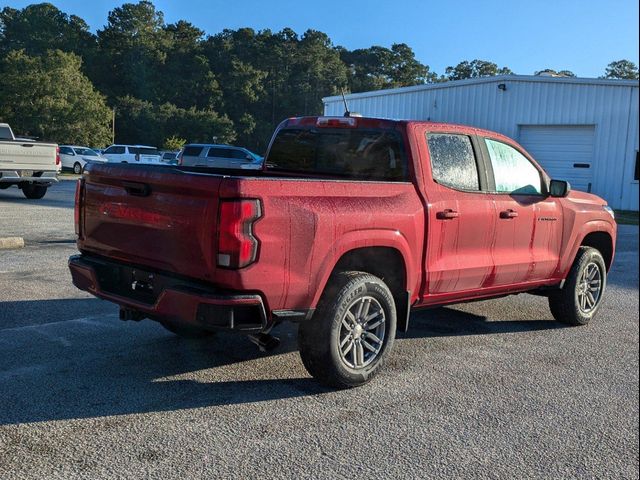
[549,247,607,326]
[21,184,48,199]
[298,271,397,388]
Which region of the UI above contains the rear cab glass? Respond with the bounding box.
[266,128,407,181]
[0,126,14,140]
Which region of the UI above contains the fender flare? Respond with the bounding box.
[557,219,616,277]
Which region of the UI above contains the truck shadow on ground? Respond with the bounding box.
[0,192,74,209]
[0,298,567,426]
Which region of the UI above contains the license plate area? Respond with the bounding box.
[20,170,34,178]
[95,263,160,304]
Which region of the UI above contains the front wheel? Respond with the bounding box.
[549,247,607,326]
[21,183,48,199]
[73,162,83,174]
[298,271,397,388]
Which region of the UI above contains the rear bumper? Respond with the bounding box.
[68,254,268,332]
[0,170,59,184]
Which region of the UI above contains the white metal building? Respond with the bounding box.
[323,75,639,211]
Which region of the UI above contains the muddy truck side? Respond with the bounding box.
[69,116,616,387]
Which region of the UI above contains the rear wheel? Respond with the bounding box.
[549,247,607,326]
[298,271,397,388]
[160,321,216,338]
[73,162,83,174]
[21,183,48,199]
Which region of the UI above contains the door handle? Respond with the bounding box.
[499,209,518,219]
[122,181,151,197]
[436,209,459,220]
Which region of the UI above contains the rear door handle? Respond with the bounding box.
[499,209,518,219]
[436,209,459,220]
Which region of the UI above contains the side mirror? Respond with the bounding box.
[549,179,571,198]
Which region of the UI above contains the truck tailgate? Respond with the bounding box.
[79,164,223,282]
[0,141,57,170]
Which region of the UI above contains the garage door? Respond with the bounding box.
[519,125,595,192]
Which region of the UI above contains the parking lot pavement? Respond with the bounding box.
[1,181,638,479]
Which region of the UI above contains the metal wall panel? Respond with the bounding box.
[324,76,640,209]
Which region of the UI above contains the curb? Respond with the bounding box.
[0,237,25,250]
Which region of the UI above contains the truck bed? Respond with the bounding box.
[77,162,425,311]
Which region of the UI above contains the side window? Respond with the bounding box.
[105,146,125,155]
[484,138,542,195]
[182,146,203,157]
[207,148,225,158]
[427,133,480,191]
[230,149,248,159]
[59,146,74,155]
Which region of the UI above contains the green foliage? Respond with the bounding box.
[113,96,235,146]
[445,59,513,80]
[163,135,187,151]
[0,3,95,58]
[340,43,435,92]
[534,68,576,77]
[602,60,639,79]
[0,49,111,145]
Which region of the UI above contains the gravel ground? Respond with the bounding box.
[1,180,638,479]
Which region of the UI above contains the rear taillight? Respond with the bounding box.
[217,199,262,268]
[55,146,60,166]
[74,178,84,236]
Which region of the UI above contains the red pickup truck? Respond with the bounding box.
[69,116,617,388]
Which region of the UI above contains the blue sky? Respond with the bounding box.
[3,0,639,78]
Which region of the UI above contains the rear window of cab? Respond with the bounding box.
[267,128,408,181]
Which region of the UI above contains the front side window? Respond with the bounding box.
[427,133,480,191]
[207,148,227,158]
[484,138,542,195]
[182,146,203,157]
[73,148,98,156]
[230,149,248,159]
[105,146,125,154]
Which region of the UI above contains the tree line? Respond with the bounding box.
[0,2,638,151]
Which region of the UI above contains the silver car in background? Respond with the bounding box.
[178,144,263,170]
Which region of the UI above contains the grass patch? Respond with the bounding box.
[614,210,639,225]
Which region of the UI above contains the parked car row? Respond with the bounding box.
[2,121,269,200]
[59,143,265,172]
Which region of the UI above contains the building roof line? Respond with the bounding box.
[323,75,640,103]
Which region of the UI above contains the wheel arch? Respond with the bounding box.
[580,231,614,271]
[313,243,414,332]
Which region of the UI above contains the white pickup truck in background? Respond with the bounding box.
[0,123,60,199]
